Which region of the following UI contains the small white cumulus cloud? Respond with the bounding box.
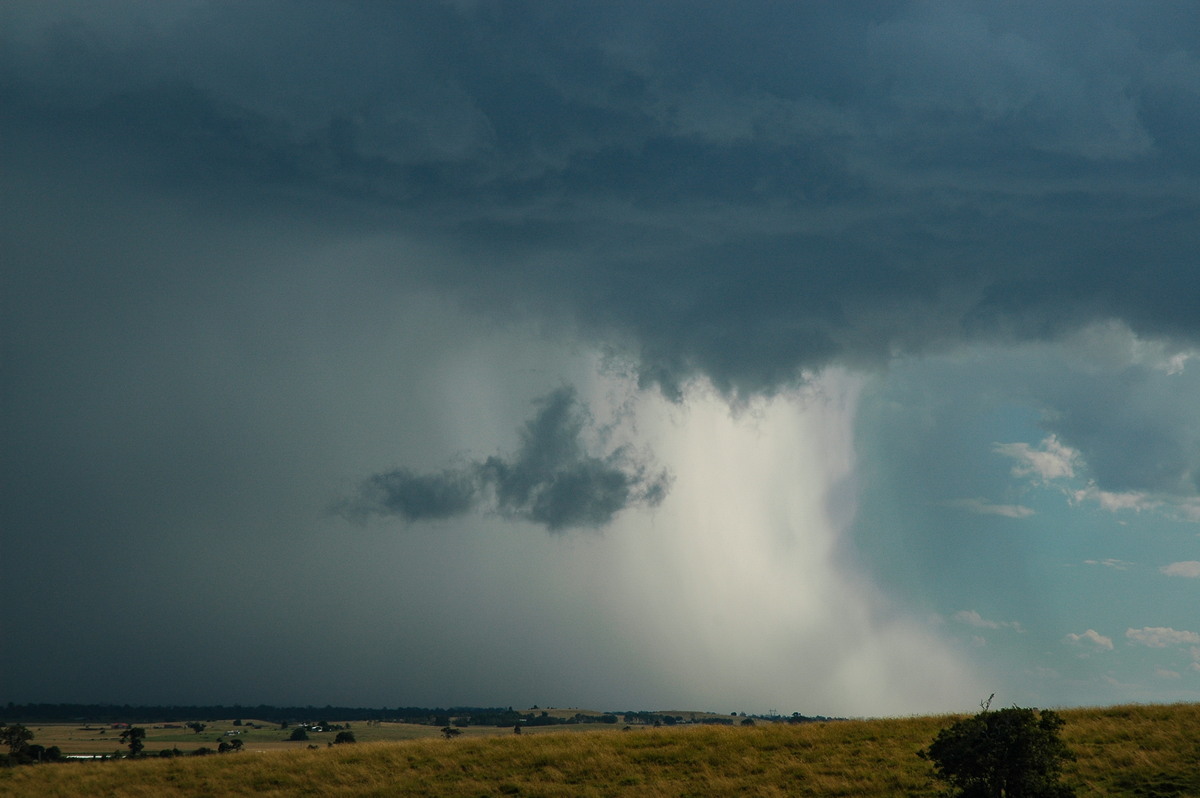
[1073,487,1157,515]
[996,436,1200,524]
[1126,627,1200,648]
[943,497,1034,518]
[1063,629,1114,651]
[994,436,1078,481]
[1163,352,1194,376]
[1084,558,1135,570]
[953,610,1023,632]
[1154,667,1181,680]
[1160,561,1200,578]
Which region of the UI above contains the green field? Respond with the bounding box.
[2,703,1198,797]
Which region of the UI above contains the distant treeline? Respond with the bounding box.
[1,704,515,726]
[2,704,837,727]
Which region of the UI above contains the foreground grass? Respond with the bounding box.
[3,704,1197,797]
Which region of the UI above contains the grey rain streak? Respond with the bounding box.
[340,387,670,531]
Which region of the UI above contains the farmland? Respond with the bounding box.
[11,712,640,758]
[2,703,1198,796]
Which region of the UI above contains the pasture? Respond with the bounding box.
[2,703,1197,797]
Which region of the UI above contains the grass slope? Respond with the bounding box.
[2,704,1197,797]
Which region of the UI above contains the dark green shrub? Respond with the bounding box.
[920,700,1075,797]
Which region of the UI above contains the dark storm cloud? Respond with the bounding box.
[340,387,670,531]
[4,1,1198,401]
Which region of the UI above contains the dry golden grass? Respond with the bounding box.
[2,704,1196,797]
[23,719,505,755]
[1060,704,1200,795]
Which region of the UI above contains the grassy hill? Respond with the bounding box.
[2,703,1197,797]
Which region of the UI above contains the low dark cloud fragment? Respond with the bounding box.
[340,387,670,532]
[343,468,480,523]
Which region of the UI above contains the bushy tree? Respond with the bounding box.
[0,724,51,765]
[218,739,244,753]
[919,699,1075,797]
[119,727,146,757]
[1,724,33,756]
[333,731,356,744]
[288,727,309,741]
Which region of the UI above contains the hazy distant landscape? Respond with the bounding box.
[3,703,829,757]
[3,703,1198,796]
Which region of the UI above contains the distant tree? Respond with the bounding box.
[919,698,1075,798]
[288,727,309,741]
[740,718,755,726]
[333,731,356,744]
[119,727,146,757]
[218,739,244,753]
[441,726,461,739]
[187,722,206,734]
[191,747,215,756]
[279,720,289,730]
[513,724,522,735]
[233,719,243,726]
[41,745,64,763]
[1,724,33,755]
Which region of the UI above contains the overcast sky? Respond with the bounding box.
[3,1,1199,717]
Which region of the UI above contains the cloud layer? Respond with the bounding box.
[4,2,1200,400]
